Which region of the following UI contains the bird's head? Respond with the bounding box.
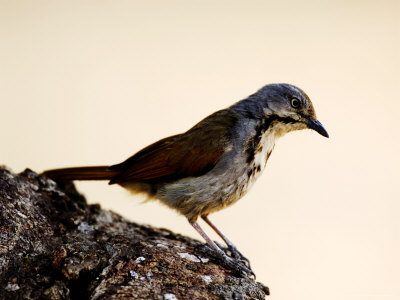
[254,83,329,138]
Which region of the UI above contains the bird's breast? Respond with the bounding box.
[236,128,276,197]
[251,128,276,172]
[217,126,278,210]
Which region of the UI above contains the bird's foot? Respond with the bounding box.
[214,241,252,270]
[196,244,255,278]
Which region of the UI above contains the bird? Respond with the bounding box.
[42,83,328,276]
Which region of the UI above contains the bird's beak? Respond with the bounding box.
[306,118,329,138]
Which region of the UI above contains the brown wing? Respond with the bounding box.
[109,109,240,184]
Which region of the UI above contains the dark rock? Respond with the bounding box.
[0,167,269,299]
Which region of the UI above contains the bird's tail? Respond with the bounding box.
[42,166,118,181]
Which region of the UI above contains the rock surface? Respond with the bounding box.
[0,167,269,299]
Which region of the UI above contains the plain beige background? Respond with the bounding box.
[1,1,399,299]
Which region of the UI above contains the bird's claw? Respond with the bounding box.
[215,241,252,270]
[196,243,255,278]
[225,254,255,278]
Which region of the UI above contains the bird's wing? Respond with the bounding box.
[109,109,239,183]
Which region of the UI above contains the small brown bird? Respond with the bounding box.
[43,83,328,276]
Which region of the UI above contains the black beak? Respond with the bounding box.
[306,118,329,138]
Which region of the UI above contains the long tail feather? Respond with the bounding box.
[42,166,118,181]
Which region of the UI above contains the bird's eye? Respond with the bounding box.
[290,97,300,108]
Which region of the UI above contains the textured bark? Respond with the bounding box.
[0,167,269,299]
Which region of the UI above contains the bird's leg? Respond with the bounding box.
[190,221,254,277]
[201,215,251,266]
